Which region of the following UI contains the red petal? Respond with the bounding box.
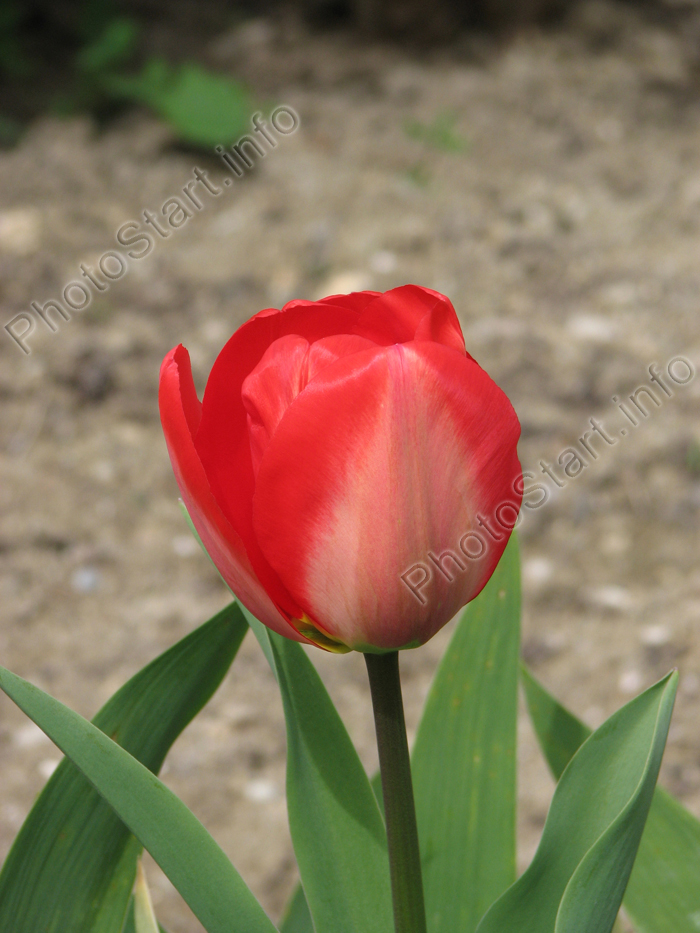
[353,284,463,350]
[285,290,381,316]
[414,298,467,356]
[306,334,377,381]
[158,345,307,641]
[251,341,521,650]
[242,334,311,476]
[195,301,361,616]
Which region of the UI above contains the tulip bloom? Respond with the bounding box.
[159,285,521,652]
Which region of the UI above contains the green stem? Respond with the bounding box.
[364,651,427,933]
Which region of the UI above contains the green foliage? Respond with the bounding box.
[122,894,169,933]
[76,17,139,75]
[522,664,700,933]
[0,4,255,148]
[242,607,394,933]
[412,534,520,933]
[0,2,31,78]
[0,531,690,932]
[280,883,315,933]
[403,112,469,153]
[478,671,678,933]
[686,439,700,477]
[105,60,254,148]
[0,602,267,933]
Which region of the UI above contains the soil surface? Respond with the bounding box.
[1,3,700,929]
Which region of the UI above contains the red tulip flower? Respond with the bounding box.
[159,285,521,652]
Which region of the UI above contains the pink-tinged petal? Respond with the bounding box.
[195,301,361,617]
[251,341,522,650]
[158,345,308,643]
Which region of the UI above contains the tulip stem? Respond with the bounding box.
[365,651,427,933]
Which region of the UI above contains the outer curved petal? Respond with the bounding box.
[285,290,381,316]
[414,300,467,356]
[251,342,522,651]
[196,301,361,619]
[159,345,308,642]
[353,284,464,350]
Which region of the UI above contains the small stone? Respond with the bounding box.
[588,585,633,610]
[172,535,199,558]
[0,207,41,255]
[566,314,615,342]
[71,566,101,593]
[314,271,371,301]
[244,779,278,803]
[37,758,61,780]
[369,250,397,274]
[523,556,554,587]
[640,624,671,647]
[13,723,50,748]
[618,670,643,695]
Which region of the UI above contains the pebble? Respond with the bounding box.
[0,207,41,255]
[71,566,101,593]
[588,585,633,611]
[172,535,199,558]
[369,250,397,274]
[37,758,60,780]
[523,556,555,587]
[639,624,671,647]
[566,314,616,343]
[618,669,644,694]
[12,723,50,749]
[314,271,371,300]
[243,779,279,803]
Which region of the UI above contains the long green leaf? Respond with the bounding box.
[242,608,393,933]
[279,770,386,933]
[411,535,520,933]
[522,665,700,933]
[0,611,277,933]
[0,601,247,933]
[477,671,678,933]
[279,883,314,933]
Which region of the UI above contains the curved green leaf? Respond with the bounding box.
[477,671,678,933]
[279,883,314,933]
[242,608,393,933]
[280,770,386,933]
[0,601,247,933]
[411,535,520,933]
[106,61,253,148]
[522,665,700,933]
[0,617,277,933]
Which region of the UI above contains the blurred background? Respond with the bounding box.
[1,1,700,929]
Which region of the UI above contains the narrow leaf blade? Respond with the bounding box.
[477,671,678,933]
[279,884,314,933]
[279,769,385,933]
[0,618,277,933]
[412,535,521,933]
[242,606,393,933]
[523,664,700,932]
[0,601,247,933]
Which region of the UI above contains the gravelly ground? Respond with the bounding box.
[1,3,700,929]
